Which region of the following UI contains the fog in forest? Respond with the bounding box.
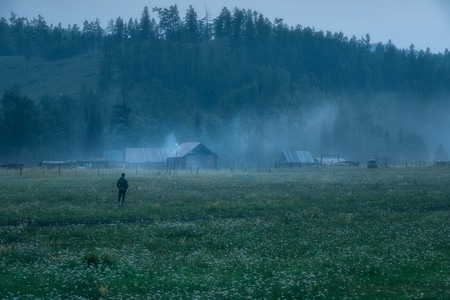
[0,5,449,167]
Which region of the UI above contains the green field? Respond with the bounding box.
[0,167,449,299]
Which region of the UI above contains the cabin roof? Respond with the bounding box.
[280,151,315,163]
[103,148,170,163]
[167,142,217,158]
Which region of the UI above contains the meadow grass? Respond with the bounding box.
[0,167,449,299]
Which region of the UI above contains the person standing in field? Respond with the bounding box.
[116,173,128,204]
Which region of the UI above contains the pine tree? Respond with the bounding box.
[0,86,41,159]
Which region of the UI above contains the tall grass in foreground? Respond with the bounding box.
[0,167,449,299]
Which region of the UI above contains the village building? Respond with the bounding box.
[276,150,316,168]
[166,142,218,170]
[124,148,170,169]
[103,148,170,169]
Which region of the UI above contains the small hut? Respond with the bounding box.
[276,150,315,168]
[166,142,218,170]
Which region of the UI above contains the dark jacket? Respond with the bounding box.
[117,177,128,191]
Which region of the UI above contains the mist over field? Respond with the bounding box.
[0,5,449,166]
[0,167,449,298]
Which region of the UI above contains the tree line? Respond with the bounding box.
[1,5,449,164]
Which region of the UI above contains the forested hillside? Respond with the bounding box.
[1,5,449,165]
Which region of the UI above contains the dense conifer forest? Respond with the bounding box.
[1,5,449,165]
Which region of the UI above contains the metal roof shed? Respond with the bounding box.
[124,148,170,168]
[124,148,169,164]
[277,151,315,168]
[103,148,170,168]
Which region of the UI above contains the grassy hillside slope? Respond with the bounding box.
[0,52,99,100]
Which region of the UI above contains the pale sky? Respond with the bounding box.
[1,0,449,53]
